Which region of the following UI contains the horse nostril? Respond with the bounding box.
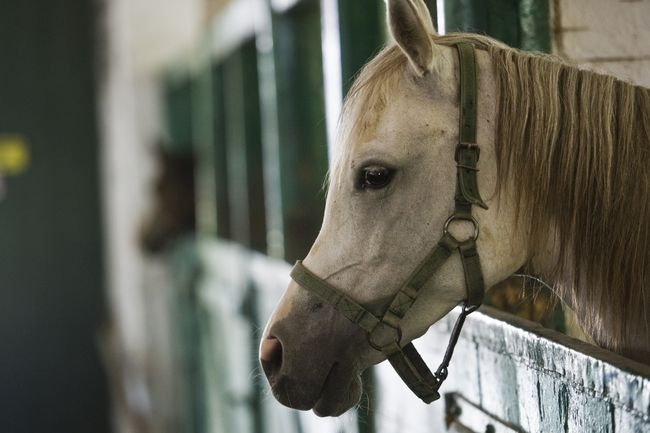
[260,336,283,378]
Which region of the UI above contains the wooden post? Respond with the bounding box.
[221,41,268,253]
[443,0,551,52]
[268,1,329,263]
[192,43,219,236]
[211,64,232,240]
[519,0,551,52]
[444,0,519,47]
[337,0,385,94]
[164,73,194,153]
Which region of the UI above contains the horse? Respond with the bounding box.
[260,0,650,417]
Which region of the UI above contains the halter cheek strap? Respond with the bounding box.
[290,42,487,404]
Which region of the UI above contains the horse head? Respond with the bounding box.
[260,0,528,416]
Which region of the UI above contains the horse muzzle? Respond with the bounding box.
[259,281,368,416]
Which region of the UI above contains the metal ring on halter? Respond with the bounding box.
[443,215,480,243]
[367,322,403,351]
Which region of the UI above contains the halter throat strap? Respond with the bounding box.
[290,42,486,404]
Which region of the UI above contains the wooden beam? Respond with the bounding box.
[270,1,329,262]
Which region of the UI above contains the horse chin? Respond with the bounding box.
[268,376,319,411]
[312,365,362,417]
[313,364,362,417]
[268,363,362,417]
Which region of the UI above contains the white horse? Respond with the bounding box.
[260,0,650,417]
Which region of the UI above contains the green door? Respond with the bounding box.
[0,1,109,432]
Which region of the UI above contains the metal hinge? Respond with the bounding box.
[445,393,526,433]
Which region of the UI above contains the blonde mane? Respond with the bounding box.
[340,32,650,357]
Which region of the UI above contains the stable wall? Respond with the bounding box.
[553,0,650,87]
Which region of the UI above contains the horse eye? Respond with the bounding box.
[360,166,393,190]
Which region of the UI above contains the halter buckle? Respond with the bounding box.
[367,322,403,351]
[455,142,480,163]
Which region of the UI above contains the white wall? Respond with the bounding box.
[554,0,650,87]
[99,1,205,432]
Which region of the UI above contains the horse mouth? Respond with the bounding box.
[268,363,363,417]
[313,363,363,417]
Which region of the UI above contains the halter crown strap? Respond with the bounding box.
[455,42,487,214]
[289,42,487,404]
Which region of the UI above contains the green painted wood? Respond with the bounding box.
[337,0,384,94]
[256,35,285,259]
[242,281,265,433]
[0,1,109,431]
[221,40,268,253]
[445,0,520,48]
[271,1,329,263]
[165,74,195,153]
[211,65,232,240]
[444,0,551,53]
[192,48,219,236]
[444,0,488,35]
[423,0,438,27]
[222,50,249,246]
[518,0,551,52]
[169,239,206,433]
[489,0,521,47]
[358,369,377,433]
[240,43,269,254]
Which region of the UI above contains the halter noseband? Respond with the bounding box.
[290,42,487,403]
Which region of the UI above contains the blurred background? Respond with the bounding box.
[0,0,648,432]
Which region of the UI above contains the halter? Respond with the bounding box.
[290,42,487,403]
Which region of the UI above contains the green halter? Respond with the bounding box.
[290,42,487,404]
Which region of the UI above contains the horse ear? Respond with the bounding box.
[387,0,440,76]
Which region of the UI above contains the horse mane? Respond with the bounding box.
[341,32,650,357]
